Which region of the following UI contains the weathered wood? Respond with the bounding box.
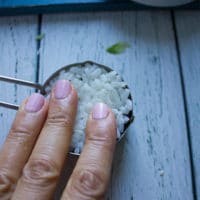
[40,11,193,199]
[175,11,200,199]
[0,16,38,147]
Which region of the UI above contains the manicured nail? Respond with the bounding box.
[54,80,72,99]
[92,103,109,120]
[25,93,45,112]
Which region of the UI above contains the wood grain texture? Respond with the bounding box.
[175,11,200,199]
[0,16,38,147]
[39,11,194,200]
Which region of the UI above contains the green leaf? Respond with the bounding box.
[106,42,131,55]
[35,33,45,41]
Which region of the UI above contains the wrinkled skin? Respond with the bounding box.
[0,80,116,200]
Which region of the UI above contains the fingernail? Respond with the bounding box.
[54,80,72,99]
[25,93,45,112]
[92,103,109,120]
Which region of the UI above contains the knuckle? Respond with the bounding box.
[0,172,15,194]
[87,122,116,142]
[8,125,33,143]
[86,118,117,152]
[22,159,59,186]
[46,111,73,129]
[69,169,106,198]
[87,133,115,152]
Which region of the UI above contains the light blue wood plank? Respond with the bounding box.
[0,16,38,147]
[175,11,200,199]
[40,11,193,199]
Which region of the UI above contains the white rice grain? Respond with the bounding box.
[49,63,133,153]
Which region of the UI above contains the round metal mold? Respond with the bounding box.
[0,61,134,156]
[43,61,134,155]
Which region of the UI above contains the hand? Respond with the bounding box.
[0,80,116,200]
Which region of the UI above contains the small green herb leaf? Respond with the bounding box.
[106,42,131,54]
[35,33,45,41]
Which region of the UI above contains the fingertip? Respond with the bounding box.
[92,102,116,132]
[25,93,45,113]
[86,102,117,144]
[50,80,78,107]
[54,80,72,100]
[92,103,109,120]
[18,94,48,114]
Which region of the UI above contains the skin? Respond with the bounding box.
[0,81,116,200]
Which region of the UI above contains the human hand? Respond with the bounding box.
[0,80,116,200]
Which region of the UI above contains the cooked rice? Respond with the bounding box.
[47,63,133,154]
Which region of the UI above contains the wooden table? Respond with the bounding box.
[0,10,199,200]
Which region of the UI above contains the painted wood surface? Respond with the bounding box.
[39,11,193,199]
[0,16,38,146]
[175,11,200,199]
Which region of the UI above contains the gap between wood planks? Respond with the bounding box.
[171,10,197,200]
[35,14,42,91]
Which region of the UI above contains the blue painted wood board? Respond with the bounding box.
[0,0,199,16]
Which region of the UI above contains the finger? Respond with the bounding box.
[62,103,116,200]
[0,93,47,198]
[12,80,78,200]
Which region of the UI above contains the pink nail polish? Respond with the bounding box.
[54,80,72,99]
[25,93,45,112]
[92,103,109,120]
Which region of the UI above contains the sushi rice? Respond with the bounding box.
[47,63,133,154]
